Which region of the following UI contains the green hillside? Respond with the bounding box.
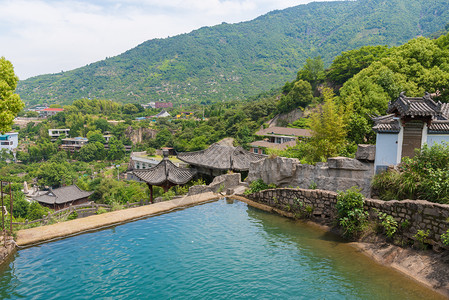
[17,0,449,106]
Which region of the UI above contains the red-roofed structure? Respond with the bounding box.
[39,108,64,117]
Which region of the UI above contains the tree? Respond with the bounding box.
[107,136,125,160]
[308,88,347,162]
[123,103,138,114]
[36,161,75,187]
[0,57,24,133]
[296,57,325,92]
[87,130,106,144]
[277,80,313,113]
[326,45,389,85]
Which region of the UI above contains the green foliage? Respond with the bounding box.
[336,187,368,237]
[17,1,449,106]
[372,143,449,203]
[67,211,78,220]
[277,80,313,113]
[327,45,390,85]
[0,57,24,133]
[28,202,48,221]
[308,181,317,190]
[441,229,449,246]
[413,229,430,248]
[35,161,76,188]
[308,88,347,162]
[244,179,276,194]
[13,193,30,219]
[296,57,325,92]
[374,209,398,238]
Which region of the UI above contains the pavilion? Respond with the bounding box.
[177,141,265,177]
[132,150,197,203]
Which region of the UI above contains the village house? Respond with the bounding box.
[48,129,70,140]
[249,126,312,154]
[372,92,449,173]
[38,107,64,117]
[0,132,19,152]
[33,185,93,210]
[60,137,88,152]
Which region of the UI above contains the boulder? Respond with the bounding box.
[355,144,376,161]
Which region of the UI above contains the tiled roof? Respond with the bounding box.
[255,126,312,137]
[177,143,265,171]
[428,120,449,134]
[371,114,401,133]
[133,156,196,185]
[33,185,92,205]
[374,93,449,134]
[42,108,64,112]
[387,92,444,118]
[250,140,297,150]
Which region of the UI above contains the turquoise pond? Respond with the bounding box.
[0,199,444,299]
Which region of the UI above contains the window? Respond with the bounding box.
[253,148,259,154]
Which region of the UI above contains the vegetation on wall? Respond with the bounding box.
[372,143,449,203]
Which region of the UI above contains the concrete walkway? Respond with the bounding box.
[16,192,220,247]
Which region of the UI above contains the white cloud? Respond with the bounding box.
[0,0,332,79]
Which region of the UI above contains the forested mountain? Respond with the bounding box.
[17,0,449,106]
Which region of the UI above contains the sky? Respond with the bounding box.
[0,0,335,80]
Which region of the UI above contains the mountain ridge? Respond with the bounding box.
[17,0,449,106]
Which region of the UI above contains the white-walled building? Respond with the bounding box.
[373,92,449,173]
[0,132,19,152]
[48,129,70,139]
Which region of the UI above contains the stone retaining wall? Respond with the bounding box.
[246,188,449,249]
[247,156,374,197]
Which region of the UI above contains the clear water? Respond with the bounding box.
[0,199,444,299]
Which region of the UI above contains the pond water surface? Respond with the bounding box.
[0,199,444,299]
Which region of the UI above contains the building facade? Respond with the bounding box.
[0,132,19,152]
[373,92,449,172]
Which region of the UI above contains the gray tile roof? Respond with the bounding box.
[177,143,265,171]
[428,120,449,134]
[372,114,401,133]
[387,92,445,118]
[132,157,197,185]
[374,93,449,134]
[255,126,312,137]
[33,185,93,205]
[249,140,297,150]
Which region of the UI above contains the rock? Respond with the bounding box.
[355,144,376,161]
[327,156,370,171]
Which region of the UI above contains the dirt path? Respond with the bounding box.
[16,192,219,247]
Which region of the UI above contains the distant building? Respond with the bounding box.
[0,132,19,152]
[60,137,88,152]
[249,126,312,154]
[48,129,70,140]
[152,110,171,118]
[33,185,93,210]
[39,107,64,117]
[155,102,173,109]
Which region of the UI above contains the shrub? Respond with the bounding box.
[413,229,430,249]
[244,179,276,195]
[336,187,368,237]
[374,210,398,238]
[67,211,78,220]
[372,143,449,203]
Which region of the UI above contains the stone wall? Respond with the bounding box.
[245,188,449,249]
[247,156,374,196]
